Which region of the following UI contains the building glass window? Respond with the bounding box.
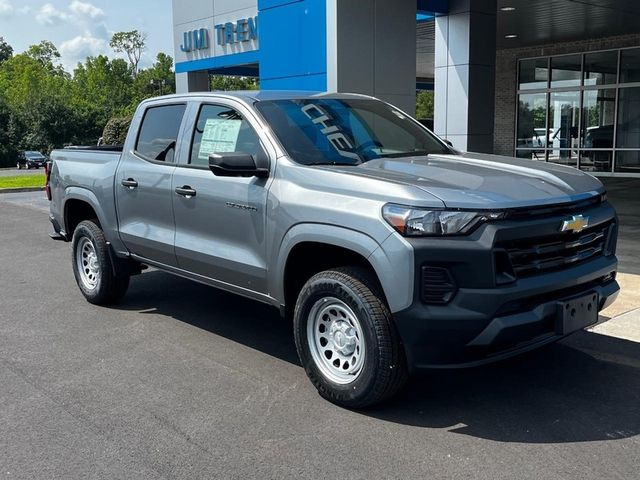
[517,93,547,150]
[620,48,640,83]
[548,91,580,166]
[616,87,640,149]
[581,89,615,148]
[519,58,548,90]
[584,51,618,86]
[516,47,640,176]
[551,55,582,88]
[615,151,640,173]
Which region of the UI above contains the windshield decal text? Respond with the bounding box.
[301,104,360,162]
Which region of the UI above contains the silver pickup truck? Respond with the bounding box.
[48,91,619,407]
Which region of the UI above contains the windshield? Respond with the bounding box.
[25,151,44,158]
[255,98,451,165]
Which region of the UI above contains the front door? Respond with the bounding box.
[171,102,271,293]
[116,103,187,266]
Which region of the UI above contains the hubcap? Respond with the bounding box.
[307,297,365,384]
[76,237,100,290]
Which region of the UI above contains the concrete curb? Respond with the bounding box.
[0,187,45,194]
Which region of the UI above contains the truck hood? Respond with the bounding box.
[323,152,604,209]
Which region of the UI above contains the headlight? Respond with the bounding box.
[382,204,505,236]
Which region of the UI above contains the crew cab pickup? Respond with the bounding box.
[48,91,619,407]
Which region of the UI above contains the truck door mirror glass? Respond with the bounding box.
[208,152,269,178]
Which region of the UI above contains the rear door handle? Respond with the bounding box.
[121,178,138,189]
[175,185,197,198]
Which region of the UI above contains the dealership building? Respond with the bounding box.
[172,0,640,177]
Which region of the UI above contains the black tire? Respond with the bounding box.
[293,267,408,408]
[16,163,21,170]
[71,220,130,305]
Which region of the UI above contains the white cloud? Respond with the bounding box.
[0,0,13,17]
[36,3,71,25]
[17,6,31,14]
[69,0,104,20]
[60,34,107,60]
[34,1,111,68]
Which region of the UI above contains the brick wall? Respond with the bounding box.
[493,33,640,156]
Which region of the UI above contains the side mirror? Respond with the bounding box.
[444,139,454,147]
[208,152,269,178]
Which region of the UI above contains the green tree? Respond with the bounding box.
[25,40,64,74]
[0,95,21,167]
[210,75,259,91]
[416,90,433,119]
[102,116,133,145]
[0,49,82,153]
[0,37,13,65]
[130,52,176,109]
[110,30,147,75]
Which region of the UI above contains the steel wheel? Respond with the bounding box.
[307,297,365,385]
[76,237,100,290]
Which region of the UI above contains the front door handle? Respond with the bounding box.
[175,185,197,198]
[121,178,138,189]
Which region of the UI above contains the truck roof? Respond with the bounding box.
[141,90,376,104]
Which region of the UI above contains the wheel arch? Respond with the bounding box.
[62,188,107,239]
[274,224,412,316]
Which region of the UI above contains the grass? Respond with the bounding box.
[0,174,46,189]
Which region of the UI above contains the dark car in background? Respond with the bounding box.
[17,151,47,170]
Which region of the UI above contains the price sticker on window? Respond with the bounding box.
[198,118,242,160]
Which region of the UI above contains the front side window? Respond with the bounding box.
[135,104,186,163]
[189,104,266,167]
[255,98,451,165]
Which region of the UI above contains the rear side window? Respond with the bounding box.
[189,104,266,167]
[135,104,186,162]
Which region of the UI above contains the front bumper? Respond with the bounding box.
[393,201,619,369]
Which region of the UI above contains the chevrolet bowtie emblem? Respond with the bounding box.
[561,214,589,233]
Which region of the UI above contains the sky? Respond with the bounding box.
[0,0,174,71]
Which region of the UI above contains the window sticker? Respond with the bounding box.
[198,118,242,160]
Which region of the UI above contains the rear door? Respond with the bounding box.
[171,100,272,293]
[115,102,187,266]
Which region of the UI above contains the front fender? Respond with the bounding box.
[272,223,414,313]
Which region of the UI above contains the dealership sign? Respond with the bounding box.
[181,16,258,52]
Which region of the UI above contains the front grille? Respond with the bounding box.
[496,222,612,278]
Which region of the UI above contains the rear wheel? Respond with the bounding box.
[72,220,130,305]
[293,267,408,408]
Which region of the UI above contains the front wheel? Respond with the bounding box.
[293,267,408,408]
[16,163,21,170]
[72,220,130,305]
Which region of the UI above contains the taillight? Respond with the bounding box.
[45,160,52,201]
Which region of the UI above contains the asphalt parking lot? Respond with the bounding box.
[1,193,639,479]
